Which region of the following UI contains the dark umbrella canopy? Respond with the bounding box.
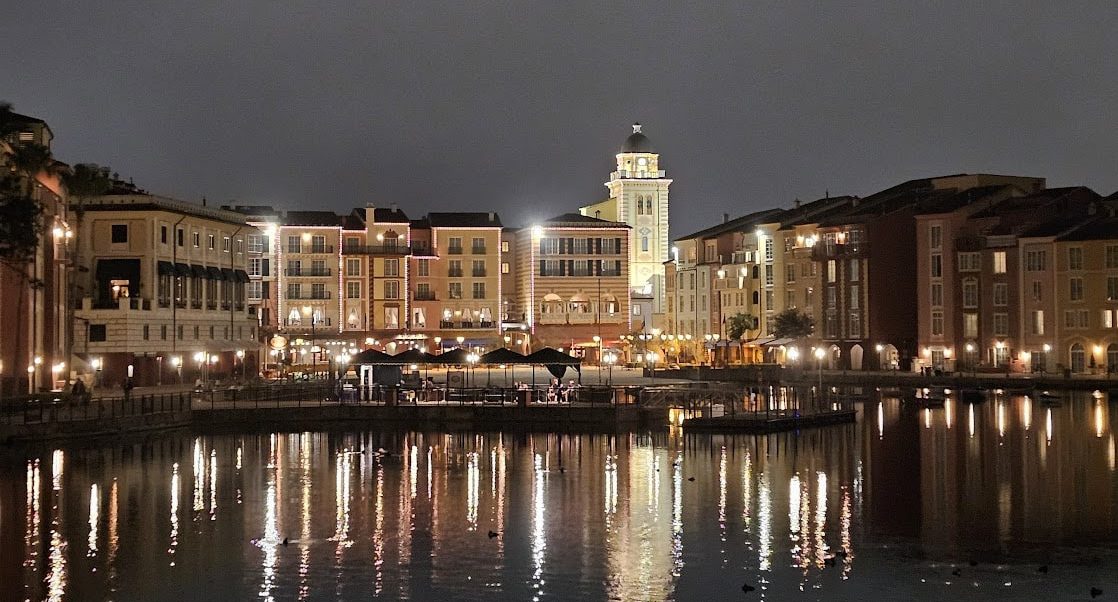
[432,347,471,365]
[351,348,393,364]
[391,348,434,365]
[526,348,581,366]
[480,348,529,365]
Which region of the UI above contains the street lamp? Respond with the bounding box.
[603,352,616,386]
[170,356,182,384]
[813,347,826,403]
[235,349,245,380]
[466,352,479,388]
[593,335,602,383]
[645,351,658,381]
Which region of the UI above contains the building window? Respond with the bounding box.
[247,281,263,300]
[1068,247,1084,270]
[310,235,325,253]
[930,254,942,278]
[472,260,486,277]
[472,237,486,254]
[1070,343,1086,373]
[958,252,979,271]
[962,279,978,308]
[849,284,860,309]
[993,313,1009,336]
[1025,250,1047,271]
[89,324,107,342]
[1102,309,1114,329]
[177,228,184,247]
[111,224,128,244]
[993,251,1007,274]
[472,282,486,299]
[417,258,430,277]
[849,259,860,282]
[248,258,263,277]
[160,225,168,244]
[385,259,399,277]
[1107,245,1118,269]
[448,237,463,254]
[346,259,361,276]
[1032,281,1043,301]
[931,283,943,307]
[764,265,773,286]
[416,283,432,300]
[347,281,361,298]
[963,313,978,338]
[785,264,796,283]
[161,324,167,340]
[931,311,943,336]
[929,225,942,249]
[1070,277,1084,301]
[641,237,649,252]
[502,262,510,274]
[993,282,1008,306]
[1032,310,1044,335]
[826,260,836,283]
[384,281,399,299]
[248,234,263,253]
[764,238,773,261]
[287,236,301,253]
[501,240,510,253]
[449,282,463,299]
[1109,277,1118,301]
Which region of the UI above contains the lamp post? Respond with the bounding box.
[91,357,103,388]
[170,356,182,384]
[466,352,479,388]
[814,347,825,404]
[875,343,884,371]
[235,349,245,380]
[434,336,442,354]
[593,335,602,384]
[603,352,616,386]
[645,351,658,381]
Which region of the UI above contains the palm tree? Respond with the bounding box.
[726,312,759,340]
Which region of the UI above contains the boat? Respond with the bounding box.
[1034,390,1062,407]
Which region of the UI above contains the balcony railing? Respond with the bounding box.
[447,246,464,255]
[438,320,496,329]
[288,245,335,254]
[286,291,333,300]
[472,269,487,277]
[284,268,332,276]
[810,241,868,261]
[471,246,487,254]
[447,269,464,277]
[283,318,333,328]
[414,291,437,301]
[342,244,413,255]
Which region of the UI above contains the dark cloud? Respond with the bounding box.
[3,1,1116,235]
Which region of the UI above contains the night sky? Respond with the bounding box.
[3,2,1116,235]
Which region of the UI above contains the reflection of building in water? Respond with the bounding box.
[911,391,1118,555]
[860,395,923,541]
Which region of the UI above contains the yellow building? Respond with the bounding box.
[516,213,630,358]
[73,188,259,385]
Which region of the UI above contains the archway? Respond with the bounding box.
[1070,343,1086,373]
[828,345,841,370]
[849,344,864,371]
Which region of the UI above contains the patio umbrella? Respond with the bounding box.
[527,347,581,382]
[482,348,530,386]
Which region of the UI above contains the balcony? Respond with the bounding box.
[438,320,496,329]
[471,246,487,255]
[288,245,334,254]
[810,241,868,261]
[284,268,332,277]
[342,244,413,255]
[414,291,437,301]
[472,269,487,277]
[447,246,464,255]
[87,297,154,311]
[448,269,464,278]
[283,318,333,328]
[191,300,202,309]
[286,291,333,300]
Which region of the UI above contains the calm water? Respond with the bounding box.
[2,391,1117,601]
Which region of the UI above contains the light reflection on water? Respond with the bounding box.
[2,390,1117,600]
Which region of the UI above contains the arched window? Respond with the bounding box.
[569,294,591,314]
[347,309,360,327]
[641,237,649,252]
[645,198,653,214]
[1070,342,1086,373]
[752,291,760,305]
[752,265,760,279]
[1108,343,1118,374]
[541,293,563,315]
[601,294,619,315]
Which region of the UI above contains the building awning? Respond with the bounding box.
[744,336,774,346]
[190,264,207,278]
[220,267,236,281]
[173,262,192,277]
[764,337,797,347]
[234,269,250,283]
[206,266,223,280]
[157,261,174,275]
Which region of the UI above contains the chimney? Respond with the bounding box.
[794,198,801,209]
[723,213,729,224]
[390,202,398,212]
[201,196,207,207]
[595,210,601,219]
[488,212,495,222]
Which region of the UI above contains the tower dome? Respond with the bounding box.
[621,122,654,153]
